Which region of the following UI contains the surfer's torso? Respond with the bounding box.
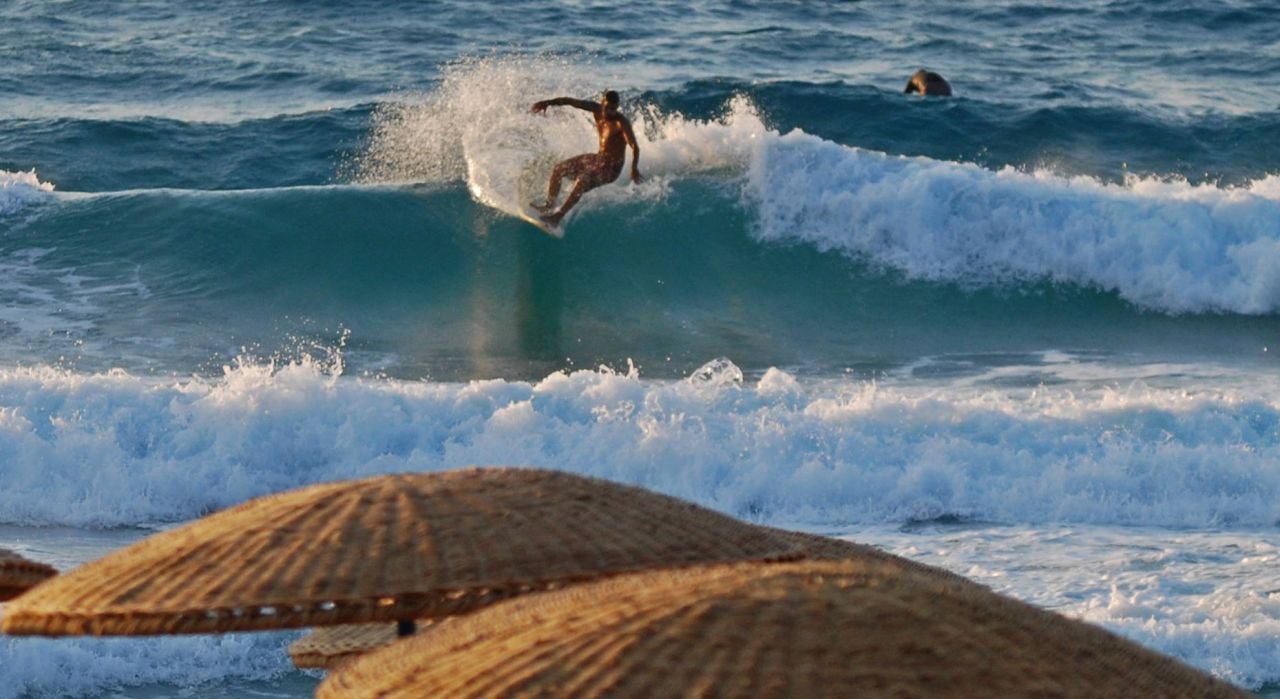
[594,107,631,172]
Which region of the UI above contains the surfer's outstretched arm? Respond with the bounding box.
[531,97,599,114]
[622,115,642,183]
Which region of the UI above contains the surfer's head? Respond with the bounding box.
[601,90,620,111]
[904,70,952,96]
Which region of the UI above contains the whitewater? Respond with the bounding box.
[1,355,1278,529]
[2,1,1280,696]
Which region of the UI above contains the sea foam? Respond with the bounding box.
[0,358,1277,529]
[0,170,54,217]
[0,632,298,699]
[747,130,1280,314]
[871,524,1280,690]
[351,56,768,220]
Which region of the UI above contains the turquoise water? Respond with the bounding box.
[1,0,1278,695]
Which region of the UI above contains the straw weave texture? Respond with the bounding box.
[0,468,801,636]
[0,548,56,602]
[320,559,1247,699]
[289,623,412,670]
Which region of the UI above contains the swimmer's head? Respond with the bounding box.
[602,90,620,110]
[904,70,952,96]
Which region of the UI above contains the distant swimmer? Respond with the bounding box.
[904,70,952,96]
[530,90,642,227]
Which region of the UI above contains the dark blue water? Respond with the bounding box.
[1,1,1278,696]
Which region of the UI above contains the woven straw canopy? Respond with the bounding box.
[287,531,967,669]
[319,559,1246,699]
[289,622,416,670]
[0,548,56,602]
[0,468,801,636]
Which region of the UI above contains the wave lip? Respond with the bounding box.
[0,170,54,217]
[352,55,1280,316]
[748,129,1280,315]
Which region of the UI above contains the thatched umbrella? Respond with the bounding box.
[288,622,417,670]
[0,548,56,602]
[285,529,976,670]
[319,558,1247,699]
[1,468,801,636]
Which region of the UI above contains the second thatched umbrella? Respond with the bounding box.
[1,467,801,636]
[319,558,1247,699]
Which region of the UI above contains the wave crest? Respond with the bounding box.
[347,57,1280,314]
[0,170,54,217]
[350,55,767,218]
[0,359,1277,529]
[747,130,1280,313]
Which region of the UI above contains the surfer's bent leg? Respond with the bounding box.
[543,157,622,225]
[539,154,596,211]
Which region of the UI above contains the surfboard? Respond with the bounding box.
[515,205,565,239]
[462,122,565,238]
[515,160,565,238]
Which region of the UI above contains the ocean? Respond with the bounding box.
[1,0,1278,695]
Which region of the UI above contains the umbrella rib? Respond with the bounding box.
[568,601,679,696]
[197,495,339,610]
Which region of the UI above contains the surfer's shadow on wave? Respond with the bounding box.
[514,229,564,361]
[459,198,567,372]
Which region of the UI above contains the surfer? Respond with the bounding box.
[904,70,952,96]
[530,90,642,227]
